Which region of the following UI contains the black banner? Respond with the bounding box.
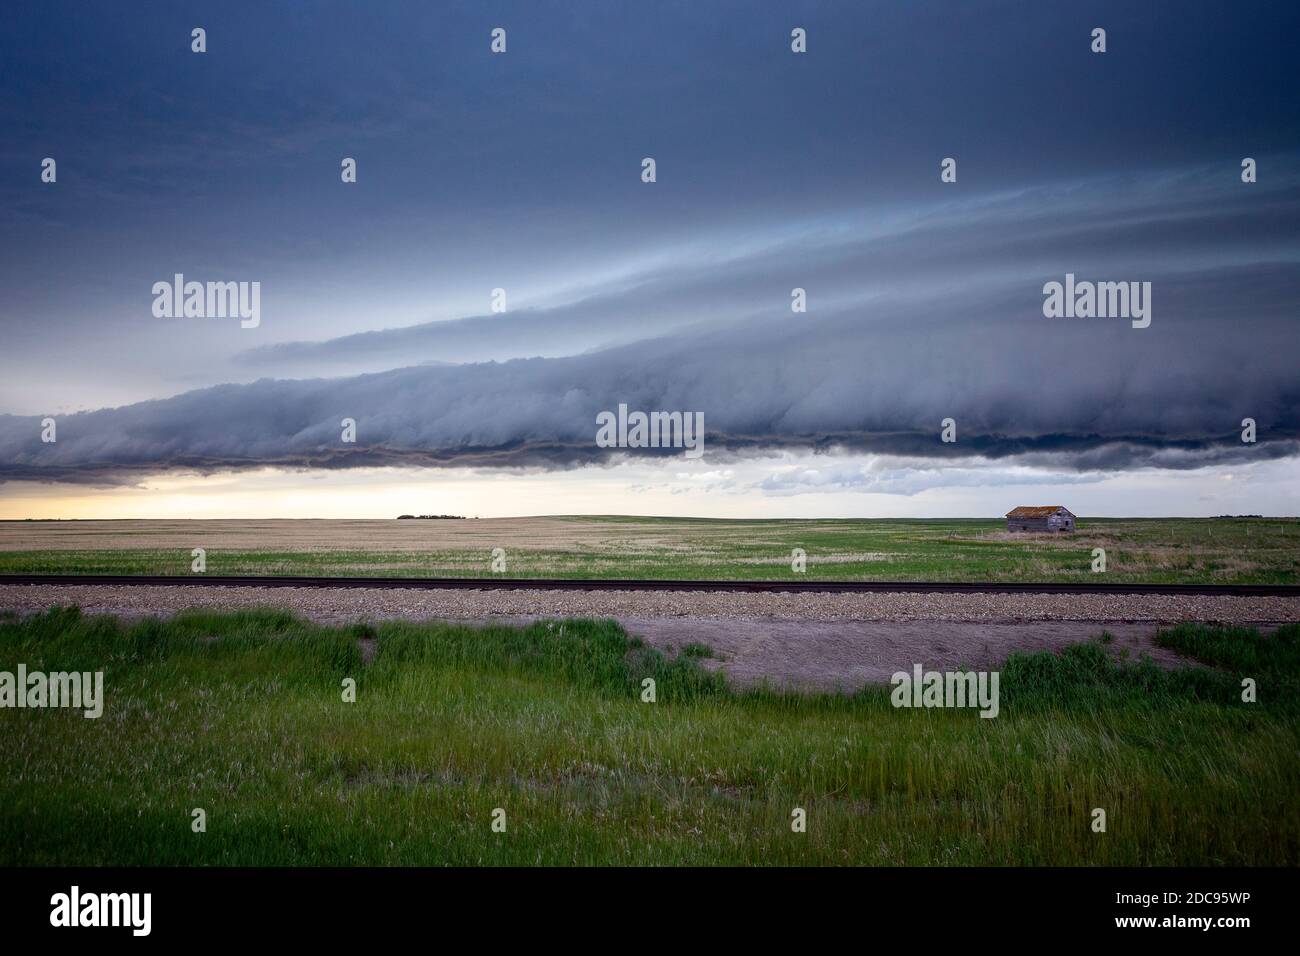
[0,866,1287,941]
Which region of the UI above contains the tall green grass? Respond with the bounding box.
[1,608,1295,865]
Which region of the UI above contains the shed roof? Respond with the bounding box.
[1005,506,1073,519]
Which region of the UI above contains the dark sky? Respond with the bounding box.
[0,1,1297,514]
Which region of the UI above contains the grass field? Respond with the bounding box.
[2,515,1298,583]
[2,607,1296,865]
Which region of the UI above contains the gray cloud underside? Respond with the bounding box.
[2,273,1297,484]
[2,169,1298,485]
[229,170,1300,375]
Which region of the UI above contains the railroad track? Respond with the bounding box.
[0,574,1296,596]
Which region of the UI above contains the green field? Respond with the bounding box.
[2,608,1296,865]
[1,515,1298,583]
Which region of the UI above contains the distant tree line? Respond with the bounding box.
[396,514,468,520]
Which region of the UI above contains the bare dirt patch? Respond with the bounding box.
[621,618,1204,691]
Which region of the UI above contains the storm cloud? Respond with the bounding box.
[229,171,1300,377]
[3,238,1297,484]
[1,2,1298,500]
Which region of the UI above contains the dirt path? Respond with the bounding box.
[621,618,1200,691]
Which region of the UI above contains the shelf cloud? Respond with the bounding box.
[3,244,1296,484]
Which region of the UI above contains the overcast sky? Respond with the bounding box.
[1,1,1297,518]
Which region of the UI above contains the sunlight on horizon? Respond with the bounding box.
[2,455,1296,520]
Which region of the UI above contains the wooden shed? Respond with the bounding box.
[1005,506,1076,533]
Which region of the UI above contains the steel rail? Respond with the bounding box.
[0,574,1296,596]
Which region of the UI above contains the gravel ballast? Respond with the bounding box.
[2,582,1296,625]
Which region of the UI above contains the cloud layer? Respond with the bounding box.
[3,280,1296,482]
[2,167,1297,486]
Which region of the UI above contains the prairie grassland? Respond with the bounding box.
[1,608,1296,865]
[0,516,1297,584]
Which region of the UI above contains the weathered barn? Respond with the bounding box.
[1005,505,1076,533]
